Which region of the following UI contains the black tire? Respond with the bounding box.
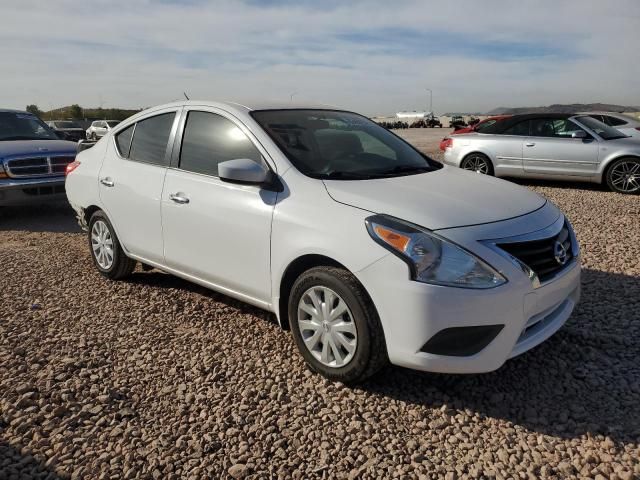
[288,266,388,383]
[88,210,136,280]
[461,153,494,176]
[605,157,640,194]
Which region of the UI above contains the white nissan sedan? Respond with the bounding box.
[65,100,581,383]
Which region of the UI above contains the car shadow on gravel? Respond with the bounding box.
[506,177,605,192]
[0,203,80,233]
[0,441,65,479]
[123,270,280,326]
[358,268,640,444]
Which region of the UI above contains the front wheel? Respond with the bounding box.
[461,153,493,175]
[288,267,387,383]
[605,158,640,194]
[88,210,136,279]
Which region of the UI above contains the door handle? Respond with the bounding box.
[100,178,115,187]
[525,142,536,147]
[169,193,190,204]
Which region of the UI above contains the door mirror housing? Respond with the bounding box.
[572,130,587,139]
[218,158,272,186]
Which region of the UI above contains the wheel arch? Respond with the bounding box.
[599,154,640,184]
[461,151,495,173]
[277,254,350,330]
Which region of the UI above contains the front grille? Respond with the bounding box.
[6,156,75,178]
[22,185,66,196]
[497,223,573,282]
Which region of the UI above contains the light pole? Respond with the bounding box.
[425,88,433,115]
[290,91,298,102]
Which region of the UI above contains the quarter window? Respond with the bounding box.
[115,124,135,157]
[128,113,176,166]
[179,111,263,177]
[502,121,530,136]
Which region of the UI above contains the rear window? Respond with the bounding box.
[128,113,175,166]
[602,115,627,127]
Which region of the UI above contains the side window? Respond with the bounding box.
[531,118,585,138]
[502,120,529,136]
[115,124,135,157]
[603,115,627,127]
[129,112,176,166]
[179,111,263,177]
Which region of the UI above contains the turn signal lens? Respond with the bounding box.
[373,225,411,252]
[65,160,81,176]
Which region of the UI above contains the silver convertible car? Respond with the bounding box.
[442,113,640,194]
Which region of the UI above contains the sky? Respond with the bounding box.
[1,0,639,116]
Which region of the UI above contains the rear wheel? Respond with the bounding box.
[461,153,493,175]
[288,266,387,383]
[605,157,640,194]
[88,210,136,279]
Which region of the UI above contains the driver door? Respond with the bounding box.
[161,107,277,305]
[523,118,599,177]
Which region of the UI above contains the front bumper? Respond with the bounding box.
[355,205,581,374]
[0,177,67,206]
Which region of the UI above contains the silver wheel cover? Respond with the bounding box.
[91,220,114,270]
[297,286,357,368]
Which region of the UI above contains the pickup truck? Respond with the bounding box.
[0,109,77,206]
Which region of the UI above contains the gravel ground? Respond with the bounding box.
[1,132,639,479]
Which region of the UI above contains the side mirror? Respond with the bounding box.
[218,158,270,185]
[572,130,587,139]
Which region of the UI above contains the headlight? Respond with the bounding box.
[365,215,506,289]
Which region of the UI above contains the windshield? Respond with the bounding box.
[0,112,58,141]
[251,109,440,179]
[575,115,627,140]
[106,121,120,128]
[54,121,81,128]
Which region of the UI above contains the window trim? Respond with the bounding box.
[169,106,277,180]
[111,108,182,166]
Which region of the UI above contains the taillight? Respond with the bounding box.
[441,138,453,150]
[65,160,81,176]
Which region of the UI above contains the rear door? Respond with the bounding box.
[523,118,599,177]
[161,107,277,304]
[489,119,528,176]
[98,108,181,263]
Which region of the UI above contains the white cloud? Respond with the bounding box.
[1,0,638,115]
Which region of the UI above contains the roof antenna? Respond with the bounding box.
[183,92,190,100]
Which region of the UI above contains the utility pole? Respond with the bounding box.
[425,88,433,115]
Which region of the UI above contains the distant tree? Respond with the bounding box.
[25,104,43,117]
[69,104,83,119]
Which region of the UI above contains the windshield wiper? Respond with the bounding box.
[315,171,377,180]
[374,165,433,176]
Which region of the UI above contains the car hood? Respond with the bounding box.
[323,167,546,230]
[0,139,78,158]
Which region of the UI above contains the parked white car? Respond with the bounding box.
[65,101,581,382]
[86,120,120,140]
[581,111,640,138]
